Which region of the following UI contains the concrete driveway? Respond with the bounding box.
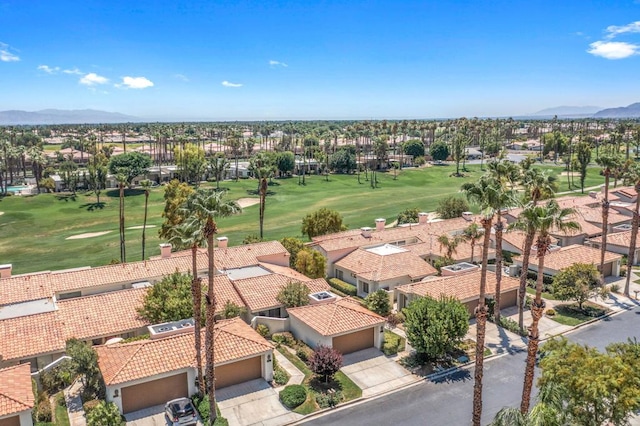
[340,348,419,398]
[217,378,302,426]
[125,404,203,426]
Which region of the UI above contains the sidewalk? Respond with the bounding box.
[274,350,304,388]
[64,379,86,426]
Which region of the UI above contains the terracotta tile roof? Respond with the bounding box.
[575,206,629,226]
[0,272,52,305]
[259,263,311,281]
[57,288,149,341]
[0,311,65,362]
[424,238,491,262]
[335,248,436,282]
[202,275,246,313]
[550,212,602,238]
[588,230,637,247]
[95,317,273,385]
[502,231,558,254]
[516,244,622,272]
[287,297,384,336]
[215,241,290,270]
[232,273,329,313]
[396,270,520,303]
[0,364,35,416]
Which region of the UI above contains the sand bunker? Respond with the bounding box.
[66,231,112,240]
[560,171,581,177]
[237,198,260,208]
[127,225,157,230]
[0,212,4,216]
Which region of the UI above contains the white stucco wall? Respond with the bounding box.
[251,316,290,334]
[289,317,332,349]
[0,410,33,426]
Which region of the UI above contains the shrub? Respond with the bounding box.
[256,324,270,338]
[35,392,52,422]
[272,332,295,346]
[610,283,621,294]
[498,316,528,337]
[83,399,101,415]
[316,390,343,408]
[279,385,307,408]
[55,391,66,407]
[40,359,74,394]
[386,312,405,328]
[309,345,343,383]
[296,348,309,363]
[546,308,556,317]
[365,289,391,316]
[383,331,406,356]
[87,401,123,426]
[273,367,289,386]
[328,278,357,296]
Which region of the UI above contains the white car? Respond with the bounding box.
[165,398,198,426]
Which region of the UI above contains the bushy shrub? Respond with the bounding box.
[498,316,528,337]
[316,390,342,408]
[386,312,405,328]
[272,332,295,346]
[55,392,66,407]
[296,348,309,363]
[35,392,52,422]
[383,332,406,356]
[40,359,74,394]
[256,324,270,338]
[546,308,556,317]
[273,368,289,386]
[86,401,123,426]
[365,289,391,316]
[610,283,621,294]
[83,399,100,415]
[279,385,307,408]
[328,278,357,296]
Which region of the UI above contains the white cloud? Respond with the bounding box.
[587,41,640,59]
[269,60,288,67]
[222,80,243,87]
[80,72,109,86]
[174,73,189,82]
[38,65,60,74]
[119,76,154,89]
[605,21,640,39]
[0,42,19,62]
[63,68,83,75]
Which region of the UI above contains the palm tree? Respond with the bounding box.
[461,175,501,426]
[184,189,241,424]
[140,180,151,261]
[116,171,128,263]
[597,154,623,283]
[512,200,579,414]
[256,167,270,240]
[623,163,640,297]
[437,233,463,262]
[168,218,206,394]
[462,223,483,264]
[491,382,566,426]
[520,168,557,205]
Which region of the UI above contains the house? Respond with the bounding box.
[395,269,520,317]
[0,364,35,426]
[501,231,558,255]
[586,230,640,265]
[287,297,385,355]
[96,317,274,415]
[513,244,622,278]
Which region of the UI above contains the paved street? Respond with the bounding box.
[299,306,640,426]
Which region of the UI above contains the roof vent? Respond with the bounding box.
[375,218,386,232]
[462,212,473,221]
[309,291,338,305]
[148,318,195,339]
[418,212,428,224]
[441,262,480,276]
[361,227,372,238]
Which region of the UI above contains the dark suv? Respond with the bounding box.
[165,398,198,426]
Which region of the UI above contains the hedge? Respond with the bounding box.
[328,278,357,296]
[279,384,307,408]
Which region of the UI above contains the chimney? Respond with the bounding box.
[361,227,372,238]
[217,236,228,249]
[0,264,11,279]
[462,211,473,221]
[159,243,172,259]
[375,218,386,232]
[589,191,598,198]
[418,212,428,225]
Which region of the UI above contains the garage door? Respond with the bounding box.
[332,328,374,354]
[216,356,262,389]
[602,262,613,277]
[0,416,20,426]
[121,372,188,414]
[500,290,518,309]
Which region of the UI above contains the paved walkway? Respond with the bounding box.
[64,379,86,426]
[274,350,304,387]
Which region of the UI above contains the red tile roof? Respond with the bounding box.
[288,297,384,336]
[335,247,436,282]
[0,312,65,362]
[588,230,637,247]
[0,364,35,416]
[516,244,622,272]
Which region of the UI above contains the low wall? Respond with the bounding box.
[251,316,290,334]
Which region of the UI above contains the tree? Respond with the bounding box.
[107,151,152,185]
[365,289,391,316]
[221,301,246,319]
[137,271,194,323]
[435,195,469,220]
[295,248,326,279]
[451,131,469,176]
[276,151,295,176]
[513,200,579,414]
[429,141,449,162]
[397,207,420,225]
[301,208,346,239]
[208,154,229,190]
[87,401,122,426]
[462,223,483,264]
[552,263,601,310]
[256,168,269,239]
[140,180,151,260]
[597,154,623,283]
[575,141,592,193]
[404,296,469,360]
[309,345,343,383]
[66,338,103,399]
[159,179,195,240]
[174,143,206,185]
[490,383,566,426]
[437,234,463,261]
[623,163,640,297]
[116,171,127,263]
[280,237,306,268]
[276,281,311,308]
[403,139,425,158]
[329,148,356,174]
[87,164,107,204]
[183,188,241,424]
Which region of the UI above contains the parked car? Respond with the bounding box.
[165,397,198,426]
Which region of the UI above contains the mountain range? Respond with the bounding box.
[0,109,140,125]
[530,103,640,119]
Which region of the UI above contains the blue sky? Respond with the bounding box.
[1,0,639,120]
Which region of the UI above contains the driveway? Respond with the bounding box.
[125,404,203,426]
[340,348,419,398]
[217,378,302,426]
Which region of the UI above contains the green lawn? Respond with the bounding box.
[0,164,603,274]
[526,287,559,300]
[550,302,608,326]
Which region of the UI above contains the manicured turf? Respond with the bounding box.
[550,302,608,326]
[0,163,604,274]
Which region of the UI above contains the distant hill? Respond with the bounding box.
[593,103,640,118]
[531,106,602,117]
[0,109,139,125]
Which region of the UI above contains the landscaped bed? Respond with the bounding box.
[399,338,489,377]
[548,301,609,326]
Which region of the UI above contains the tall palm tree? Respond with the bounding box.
[462,222,483,264]
[168,218,206,394]
[437,233,463,262]
[490,382,566,426]
[512,200,579,414]
[140,180,151,261]
[185,189,241,424]
[461,176,501,426]
[116,171,128,263]
[623,163,640,297]
[597,154,623,283]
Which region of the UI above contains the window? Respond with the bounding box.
[336,269,344,280]
[268,308,281,318]
[58,291,81,300]
[361,282,369,294]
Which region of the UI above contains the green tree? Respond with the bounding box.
[174,143,206,185]
[435,195,469,219]
[140,180,151,260]
[301,207,347,239]
[552,263,601,310]
[159,179,195,240]
[404,296,469,360]
[116,171,127,263]
[462,223,483,264]
[397,207,420,225]
[221,301,246,319]
[329,148,356,174]
[429,140,449,162]
[137,271,194,323]
[365,289,391,316]
[451,132,469,176]
[66,338,103,399]
[87,401,123,426]
[490,383,566,426]
[295,248,326,279]
[597,154,623,283]
[403,139,425,158]
[87,164,107,204]
[575,141,592,193]
[276,151,295,176]
[437,234,463,261]
[107,151,152,185]
[208,153,229,190]
[280,237,306,268]
[276,281,311,308]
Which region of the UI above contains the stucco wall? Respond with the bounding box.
[251,316,290,334]
[289,317,332,349]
